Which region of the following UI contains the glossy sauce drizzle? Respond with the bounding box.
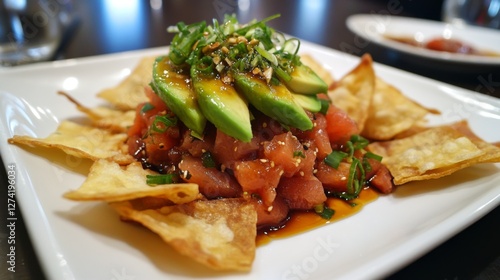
[257,187,379,245]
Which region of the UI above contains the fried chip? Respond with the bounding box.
[8,121,133,164]
[58,91,136,133]
[327,54,375,131]
[110,198,257,271]
[97,56,155,110]
[367,125,500,185]
[300,54,335,87]
[64,159,199,204]
[448,120,500,163]
[361,78,439,141]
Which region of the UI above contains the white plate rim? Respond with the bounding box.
[1,42,500,280]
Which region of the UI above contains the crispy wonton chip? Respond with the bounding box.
[58,91,136,133]
[8,121,133,164]
[361,78,440,141]
[367,124,500,185]
[110,198,257,271]
[97,56,155,110]
[300,54,335,87]
[64,159,199,203]
[327,54,375,131]
[449,120,500,163]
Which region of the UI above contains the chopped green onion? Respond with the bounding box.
[362,156,373,173]
[193,56,215,75]
[293,151,306,158]
[273,64,292,82]
[146,174,177,185]
[151,115,178,133]
[283,38,300,56]
[362,152,382,173]
[201,151,217,168]
[345,140,355,159]
[235,14,280,36]
[255,45,278,66]
[346,158,359,194]
[314,204,335,220]
[141,102,154,113]
[350,134,370,150]
[364,151,383,162]
[169,21,206,65]
[324,151,348,169]
[319,99,330,115]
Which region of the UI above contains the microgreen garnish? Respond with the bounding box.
[167,13,301,85]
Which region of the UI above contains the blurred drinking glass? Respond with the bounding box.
[442,0,500,29]
[0,0,74,66]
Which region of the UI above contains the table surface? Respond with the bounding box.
[1,0,499,279]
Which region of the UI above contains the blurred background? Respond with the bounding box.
[55,0,445,58]
[3,0,499,96]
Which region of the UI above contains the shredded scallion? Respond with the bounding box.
[146,174,177,185]
[151,115,178,133]
[314,204,335,220]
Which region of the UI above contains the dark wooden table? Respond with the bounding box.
[2,0,499,279]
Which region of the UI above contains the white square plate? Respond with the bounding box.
[1,42,499,280]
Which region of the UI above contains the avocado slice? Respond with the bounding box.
[191,69,253,142]
[152,56,206,137]
[292,93,321,113]
[285,63,328,95]
[233,72,313,131]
